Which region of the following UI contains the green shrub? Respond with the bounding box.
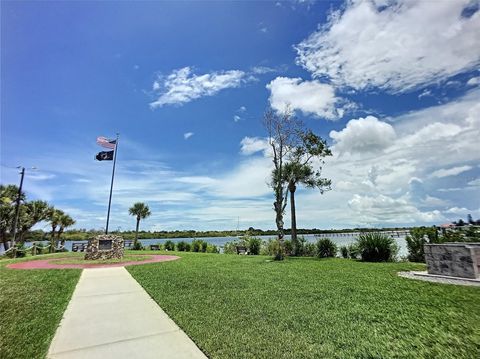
[201,241,208,253]
[132,241,144,250]
[223,241,237,254]
[284,240,293,256]
[304,242,316,257]
[356,233,398,262]
[347,243,359,259]
[246,236,261,255]
[340,246,349,259]
[176,241,188,251]
[259,238,284,260]
[260,238,279,256]
[206,244,219,253]
[191,240,204,252]
[292,236,315,256]
[406,226,447,262]
[316,238,337,258]
[164,240,175,251]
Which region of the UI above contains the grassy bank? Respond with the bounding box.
[128,252,480,358]
[0,254,81,359]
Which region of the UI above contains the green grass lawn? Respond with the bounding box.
[128,252,480,359]
[0,254,81,359]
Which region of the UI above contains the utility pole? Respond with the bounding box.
[11,167,25,248]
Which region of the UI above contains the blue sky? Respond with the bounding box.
[1,0,479,231]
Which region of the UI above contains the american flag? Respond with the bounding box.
[96,136,117,149]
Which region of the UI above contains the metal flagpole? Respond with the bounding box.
[105,133,119,234]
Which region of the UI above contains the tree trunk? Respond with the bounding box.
[134,217,140,246]
[1,233,9,251]
[289,181,297,242]
[50,226,55,253]
[58,228,65,246]
[274,200,285,260]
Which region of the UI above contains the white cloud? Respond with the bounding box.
[468,178,480,187]
[467,76,480,86]
[431,165,472,178]
[329,116,396,154]
[348,194,444,224]
[445,207,470,215]
[238,106,247,112]
[266,77,345,119]
[295,0,480,92]
[252,66,278,75]
[233,115,241,122]
[240,137,270,155]
[183,132,194,140]
[150,67,248,108]
[28,173,56,181]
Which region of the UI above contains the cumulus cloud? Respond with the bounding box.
[431,165,472,178]
[468,178,480,187]
[295,0,480,92]
[150,67,248,108]
[329,116,396,154]
[266,77,345,119]
[445,206,470,215]
[240,137,270,155]
[348,194,444,224]
[467,76,480,86]
[183,132,194,140]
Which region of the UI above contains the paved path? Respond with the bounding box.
[48,267,207,359]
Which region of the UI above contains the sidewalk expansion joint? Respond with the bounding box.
[50,329,181,356]
[75,290,142,298]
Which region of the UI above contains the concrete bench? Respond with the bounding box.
[150,244,160,251]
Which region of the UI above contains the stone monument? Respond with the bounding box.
[85,234,124,260]
[424,243,480,279]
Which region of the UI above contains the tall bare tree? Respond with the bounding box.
[263,107,302,260]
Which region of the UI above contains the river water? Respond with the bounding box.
[1,232,409,257]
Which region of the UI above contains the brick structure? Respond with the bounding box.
[85,234,124,260]
[424,243,480,279]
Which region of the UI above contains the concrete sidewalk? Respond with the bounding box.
[48,267,207,359]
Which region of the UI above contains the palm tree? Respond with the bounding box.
[129,202,151,247]
[0,185,25,250]
[284,162,314,245]
[18,200,50,244]
[283,131,332,249]
[56,213,76,246]
[47,208,64,252]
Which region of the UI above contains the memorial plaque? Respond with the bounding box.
[99,240,112,250]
